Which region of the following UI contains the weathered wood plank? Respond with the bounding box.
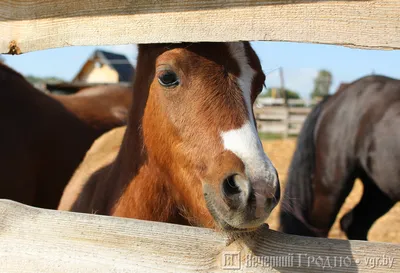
[288,115,307,123]
[2,200,400,271]
[289,108,312,115]
[257,122,287,134]
[288,127,302,134]
[254,107,288,116]
[255,114,288,121]
[0,200,228,273]
[0,199,399,272]
[255,106,310,136]
[254,107,311,116]
[1,0,400,54]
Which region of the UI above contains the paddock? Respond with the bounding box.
[1,0,400,272]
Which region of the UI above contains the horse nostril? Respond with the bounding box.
[221,174,248,210]
[222,175,241,196]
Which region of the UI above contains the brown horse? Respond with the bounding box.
[58,126,126,211]
[0,63,131,210]
[49,85,132,131]
[69,42,281,232]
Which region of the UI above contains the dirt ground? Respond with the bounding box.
[262,138,400,244]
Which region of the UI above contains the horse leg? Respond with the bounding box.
[309,175,356,237]
[340,176,395,241]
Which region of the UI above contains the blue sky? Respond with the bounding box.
[2,41,400,98]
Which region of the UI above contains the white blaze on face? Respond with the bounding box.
[221,42,277,187]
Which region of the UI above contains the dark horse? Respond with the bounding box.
[280,75,400,240]
[0,63,132,210]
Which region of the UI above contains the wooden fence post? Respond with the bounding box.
[283,106,289,139]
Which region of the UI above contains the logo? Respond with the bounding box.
[221,251,241,270]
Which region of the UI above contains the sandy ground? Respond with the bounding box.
[261,138,400,244]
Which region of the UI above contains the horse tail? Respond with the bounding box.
[279,95,331,235]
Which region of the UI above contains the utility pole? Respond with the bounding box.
[279,67,287,106]
[279,67,289,139]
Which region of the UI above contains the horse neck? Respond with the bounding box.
[111,98,213,226]
[111,156,215,227]
[42,94,100,151]
[51,92,130,132]
[0,63,25,81]
[2,67,98,142]
[111,163,176,221]
[98,45,155,215]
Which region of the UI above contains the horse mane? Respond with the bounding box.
[279,95,332,233]
[71,45,153,214]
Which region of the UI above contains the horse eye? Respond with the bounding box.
[158,71,179,87]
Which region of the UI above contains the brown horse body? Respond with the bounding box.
[50,85,132,131]
[0,63,131,209]
[58,126,126,211]
[69,42,280,232]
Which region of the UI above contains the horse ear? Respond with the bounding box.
[111,106,129,124]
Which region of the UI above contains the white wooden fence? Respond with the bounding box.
[254,98,321,138]
[254,106,311,138]
[256,98,321,108]
[1,0,400,272]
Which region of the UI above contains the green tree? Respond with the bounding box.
[311,70,332,99]
[25,75,64,85]
[261,87,301,99]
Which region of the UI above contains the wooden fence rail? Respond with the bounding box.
[2,0,400,54]
[254,106,312,137]
[2,0,400,272]
[256,98,321,108]
[0,199,399,273]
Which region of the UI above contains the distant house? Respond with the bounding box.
[72,50,135,84]
[46,50,135,94]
